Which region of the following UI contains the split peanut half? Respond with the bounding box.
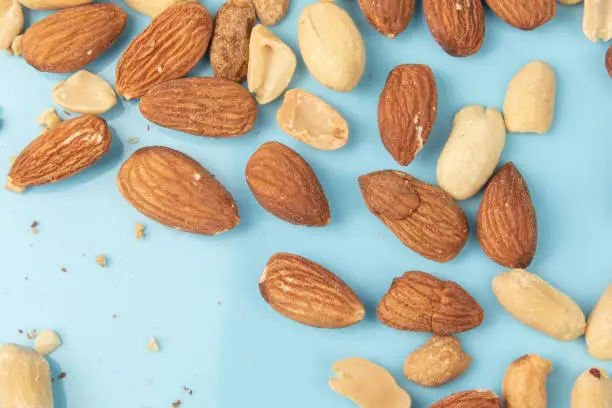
[584,0,612,42]
[52,70,117,114]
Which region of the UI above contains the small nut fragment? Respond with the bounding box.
[0,344,53,408]
[571,368,612,408]
[330,358,412,408]
[492,269,586,341]
[10,33,21,55]
[147,337,160,352]
[124,0,194,18]
[586,283,612,361]
[33,329,61,356]
[504,61,556,134]
[277,89,349,150]
[0,0,23,51]
[253,0,289,26]
[96,255,107,267]
[36,108,62,131]
[52,70,117,114]
[135,223,145,239]
[403,336,471,387]
[247,24,296,104]
[502,354,552,408]
[584,0,612,42]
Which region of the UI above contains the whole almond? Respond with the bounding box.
[502,355,552,408]
[0,0,23,51]
[245,141,330,226]
[0,344,53,408]
[260,253,364,328]
[21,4,125,73]
[492,269,586,341]
[116,2,213,100]
[9,115,111,187]
[253,0,289,26]
[571,368,612,408]
[378,64,437,166]
[357,0,415,38]
[210,0,256,82]
[430,390,502,408]
[359,170,469,262]
[139,77,257,137]
[124,0,194,18]
[477,162,537,268]
[586,284,612,361]
[378,271,484,335]
[18,0,91,9]
[424,0,485,56]
[403,336,472,387]
[485,0,556,30]
[117,146,239,235]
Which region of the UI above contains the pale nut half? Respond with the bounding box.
[584,0,612,42]
[330,357,412,408]
[571,368,612,408]
[277,89,348,150]
[502,354,552,408]
[492,269,586,341]
[33,329,62,356]
[0,0,23,51]
[253,0,289,26]
[18,0,92,9]
[247,24,296,104]
[52,70,117,114]
[10,33,22,56]
[124,0,195,18]
[586,283,612,361]
[403,336,472,387]
[0,344,53,408]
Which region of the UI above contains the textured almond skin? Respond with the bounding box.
[430,390,502,408]
[357,0,415,38]
[378,271,484,335]
[485,0,556,30]
[606,45,612,79]
[424,0,485,57]
[477,163,537,269]
[210,0,256,82]
[403,336,472,387]
[21,4,126,73]
[359,171,469,262]
[9,115,111,187]
[260,253,365,328]
[140,77,257,137]
[502,355,552,408]
[246,142,330,227]
[117,147,239,235]
[379,65,437,166]
[586,284,612,361]
[0,344,53,408]
[116,2,213,99]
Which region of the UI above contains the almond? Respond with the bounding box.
[378,271,484,335]
[424,0,485,57]
[357,0,415,39]
[260,253,364,328]
[0,0,23,51]
[245,141,330,227]
[607,45,612,79]
[18,0,91,9]
[477,162,537,269]
[359,170,469,262]
[21,4,126,73]
[117,146,240,235]
[115,2,213,100]
[9,115,111,187]
[378,64,437,166]
[0,344,53,408]
[485,0,556,31]
[139,77,257,137]
[502,355,552,408]
[586,284,612,361]
[430,390,502,408]
[571,368,612,408]
[210,0,256,82]
[253,0,289,26]
[403,336,472,387]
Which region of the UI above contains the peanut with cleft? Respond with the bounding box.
[502,354,552,408]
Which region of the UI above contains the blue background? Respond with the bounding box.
[1,1,611,407]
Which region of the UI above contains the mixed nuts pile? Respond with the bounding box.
[0,0,611,407]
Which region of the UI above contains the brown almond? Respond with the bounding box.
[379,64,437,166]
[357,0,415,39]
[424,0,485,57]
[606,45,612,79]
[117,146,239,235]
[210,0,256,82]
[116,2,213,100]
[477,162,537,269]
[246,141,330,227]
[430,390,502,408]
[378,271,485,335]
[139,77,257,137]
[359,171,469,263]
[260,253,365,328]
[485,0,556,30]
[9,115,111,187]
[21,4,126,73]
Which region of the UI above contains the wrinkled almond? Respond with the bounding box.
[586,284,612,361]
[18,0,91,9]
[124,0,194,18]
[485,0,556,30]
[0,344,53,408]
[357,0,415,39]
[430,390,502,408]
[253,0,289,26]
[52,70,117,114]
[0,0,23,51]
[571,368,612,408]
[502,354,552,408]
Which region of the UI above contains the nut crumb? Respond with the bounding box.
[112,314,118,319]
[30,221,38,235]
[27,329,38,340]
[18,329,23,334]
[135,223,145,239]
[172,401,181,408]
[128,137,139,144]
[34,329,62,356]
[147,124,151,131]
[147,337,160,352]
[57,372,66,380]
[183,387,193,396]
[37,108,62,131]
[61,268,67,273]
[96,255,107,268]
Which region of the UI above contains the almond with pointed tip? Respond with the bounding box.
[357,0,414,38]
[260,253,364,328]
[430,390,502,408]
[117,146,239,235]
[246,142,330,226]
[485,0,556,30]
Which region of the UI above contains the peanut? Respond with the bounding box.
[0,344,53,408]
[586,283,612,361]
[502,354,552,408]
[571,368,612,408]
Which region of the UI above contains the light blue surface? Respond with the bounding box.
[1,1,611,407]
